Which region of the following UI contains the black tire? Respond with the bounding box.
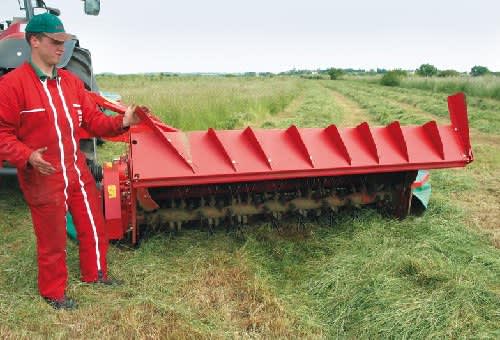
[65,44,107,162]
[64,45,99,92]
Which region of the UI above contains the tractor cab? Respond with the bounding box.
[0,0,100,88]
[15,0,100,19]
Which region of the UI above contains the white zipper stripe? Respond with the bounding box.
[56,79,102,272]
[20,108,46,114]
[72,104,81,108]
[41,80,69,211]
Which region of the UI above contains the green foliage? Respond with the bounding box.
[470,65,490,77]
[391,69,408,77]
[438,69,460,77]
[416,64,438,77]
[300,74,326,80]
[259,72,274,77]
[380,70,402,86]
[328,68,345,80]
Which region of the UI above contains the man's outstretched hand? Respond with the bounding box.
[122,105,140,128]
[28,147,56,175]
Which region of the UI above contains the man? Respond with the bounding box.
[0,13,140,309]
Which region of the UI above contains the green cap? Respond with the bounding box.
[25,13,74,42]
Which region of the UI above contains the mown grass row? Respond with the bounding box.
[358,80,500,133]
[324,80,500,134]
[259,81,344,129]
[323,80,432,126]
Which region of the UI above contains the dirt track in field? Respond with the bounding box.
[260,94,305,127]
[328,89,374,125]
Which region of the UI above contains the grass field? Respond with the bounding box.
[1,76,499,338]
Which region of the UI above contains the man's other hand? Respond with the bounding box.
[122,105,140,128]
[28,147,56,175]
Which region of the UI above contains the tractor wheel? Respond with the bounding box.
[64,45,98,91]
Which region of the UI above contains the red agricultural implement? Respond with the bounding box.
[89,92,473,245]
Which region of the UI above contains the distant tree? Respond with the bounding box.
[470,65,490,77]
[301,74,322,80]
[328,68,345,80]
[438,69,460,77]
[416,64,438,77]
[381,70,403,86]
[391,69,408,77]
[259,72,274,77]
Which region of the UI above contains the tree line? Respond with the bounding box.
[326,64,494,80]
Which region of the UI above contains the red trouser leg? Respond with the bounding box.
[30,201,68,300]
[68,172,108,282]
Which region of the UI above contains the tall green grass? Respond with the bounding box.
[399,75,500,100]
[97,75,303,131]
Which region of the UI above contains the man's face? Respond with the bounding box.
[31,34,65,66]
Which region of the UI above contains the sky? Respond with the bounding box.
[1,0,499,74]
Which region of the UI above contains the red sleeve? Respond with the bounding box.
[0,80,33,168]
[76,77,128,137]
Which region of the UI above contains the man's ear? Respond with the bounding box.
[30,35,41,48]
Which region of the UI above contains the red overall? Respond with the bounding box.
[0,63,125,299]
